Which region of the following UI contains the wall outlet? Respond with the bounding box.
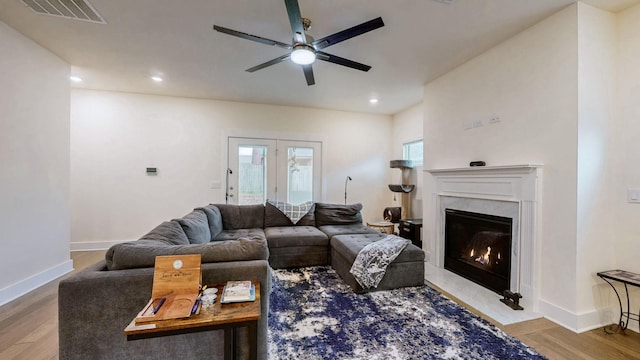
[489,116,501,124]
[211,181,222,189]
[463,121,473,130]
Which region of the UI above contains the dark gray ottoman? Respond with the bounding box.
[265,226,329,268]
[317,224,380,238]
[331,233,425,293]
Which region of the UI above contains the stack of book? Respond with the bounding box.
[221,280,256,303]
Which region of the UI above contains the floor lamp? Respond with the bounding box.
[344,176,352,204]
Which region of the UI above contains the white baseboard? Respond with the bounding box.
[537,298,628,333]
[70,239,133,252]
[0,260,73,307]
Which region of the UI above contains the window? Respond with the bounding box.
[403,140,423,166]
[228,137,322,205]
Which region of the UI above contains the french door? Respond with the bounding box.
[227,137,321,205]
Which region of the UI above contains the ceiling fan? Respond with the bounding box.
[213,0,384,86]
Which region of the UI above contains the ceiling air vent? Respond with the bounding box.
[21,0,106,24]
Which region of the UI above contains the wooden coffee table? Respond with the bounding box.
[124,281,261,360]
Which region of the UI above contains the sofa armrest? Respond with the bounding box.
[59,259,271,360]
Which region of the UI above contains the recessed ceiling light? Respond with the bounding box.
[151,76,163,82]
[369,98,379,104]
[70,76,83,83]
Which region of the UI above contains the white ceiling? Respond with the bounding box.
[1,0,637,115]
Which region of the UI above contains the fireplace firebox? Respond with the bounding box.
[444,209,513,294]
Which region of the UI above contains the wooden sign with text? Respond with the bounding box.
[135,254,201,324]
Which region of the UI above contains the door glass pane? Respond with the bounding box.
[287,147,313,204]
[238,145,267,205]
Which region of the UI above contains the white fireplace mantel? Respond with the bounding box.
[425,164,542,202]
[426,164,542,173]
[424,164,543,313]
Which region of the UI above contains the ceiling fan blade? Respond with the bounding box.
[213,25,292,50]
[284,0,307,44]
[302,65,315,86]
[316,51,371,72]
[312,17,384,50]
[246,54,291,72]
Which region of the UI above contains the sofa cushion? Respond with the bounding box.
[139,220,190,245]
[197,204,224,239]
[175,210,211,244]
[215,204,265,230]
[318,224,379,238]
[315,203,363,226]
[264,202,293,227]
[214,228,266,242]
[264,226,329,248]
[105,237,269,270]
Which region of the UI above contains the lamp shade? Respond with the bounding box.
[290,45,316,65]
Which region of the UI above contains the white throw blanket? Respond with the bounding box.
[349,235,411,289]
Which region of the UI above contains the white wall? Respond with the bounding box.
[615,2,640,279]
[391,102,424,219]
[422,4,581,326]
[70,90,393,248]
[0,21,72,305]
[612,2,640,330]
[575,3,617,324]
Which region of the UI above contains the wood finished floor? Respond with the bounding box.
[1,251,639,360]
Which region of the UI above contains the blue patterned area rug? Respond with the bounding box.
[267,266,546,360]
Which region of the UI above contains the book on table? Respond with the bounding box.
[221,280,256,303]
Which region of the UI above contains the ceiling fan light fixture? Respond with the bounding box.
[290,45,316,65]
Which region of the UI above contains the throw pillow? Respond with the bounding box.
[266,199,314,225]
[295,203,316,226]
[314,202,363,227]
[197,204,224,239]
[214,204,265,229]
[175,209,211,244]
[264,202,294,227]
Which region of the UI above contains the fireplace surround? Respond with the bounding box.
[425,165,542,313]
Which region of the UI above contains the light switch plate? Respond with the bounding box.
[627,188,640,203]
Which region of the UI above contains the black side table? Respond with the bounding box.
[597,270,640,333]
[399,219,422,248]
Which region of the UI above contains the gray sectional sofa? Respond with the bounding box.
[58,202,424,360]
